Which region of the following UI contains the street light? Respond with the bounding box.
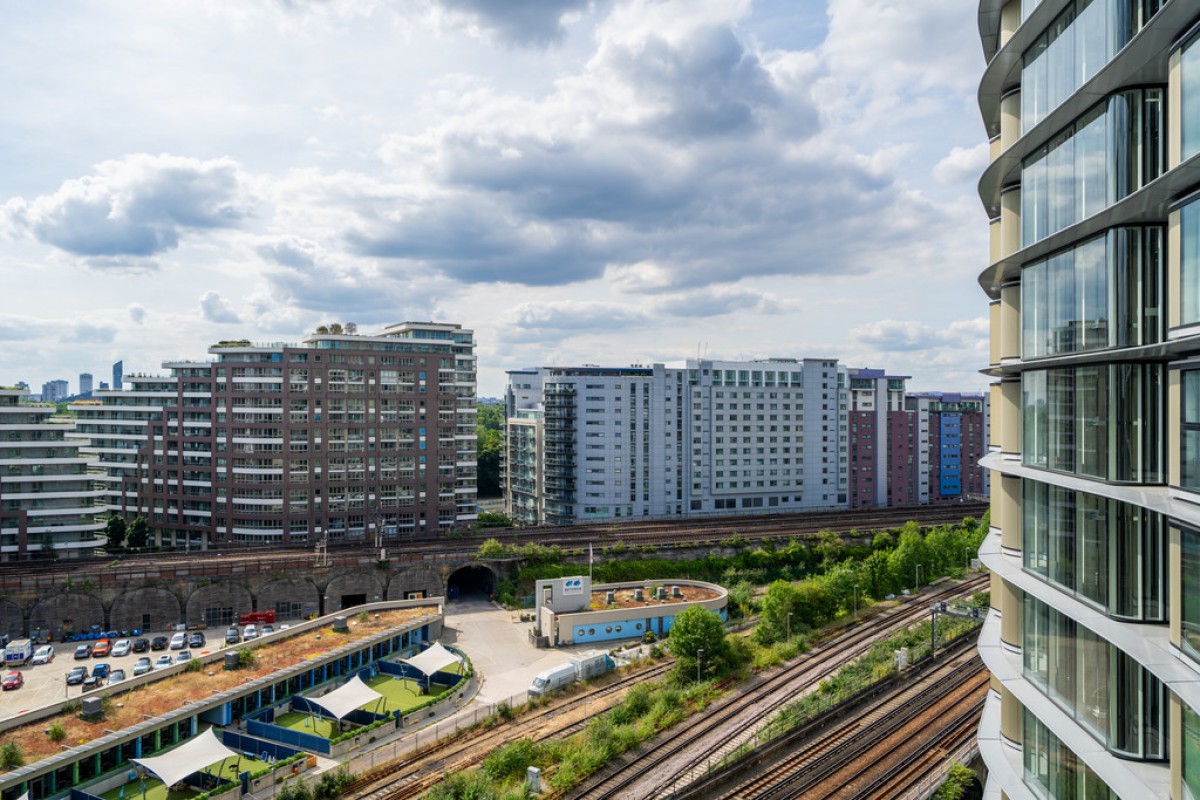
[915,564,923,590]
[786,613,793,644]
[697,648,705,683]
[853,584,859,617]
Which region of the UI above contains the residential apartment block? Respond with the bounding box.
[70,322,476,549]
[503,358,850,525]
[843,371,990,510]
[976,1,1200,797]
[0,389,104,558]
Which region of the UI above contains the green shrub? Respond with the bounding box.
[47,721,66,742]
[1,741,24,769]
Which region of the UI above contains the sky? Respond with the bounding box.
[0,0,992,399]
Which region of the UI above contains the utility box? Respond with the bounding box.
[81,698,102,720]
[332,616,350,634]
[224,652,240,671]
[526,766,542,793]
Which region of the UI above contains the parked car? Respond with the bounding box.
[131,657,152,676]
[66,666,88,685]
[260,625,274,636]
[243,624,258,641]
[30,645,54,665]
[169,632,187,650]
[82,674,103,691]
[224,627,241,645]
[73,644,93,660]
[175,649,192,663]
[132,637,150,653]
[188,632,206,649]
[91,662,110,680]
[153,655,173,670]
[2,671,23,691]
[150,636,169,651]
[91,639,111,657]
[108,668,127,684]
[111,639,132,657]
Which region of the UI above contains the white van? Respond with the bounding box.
[528,663,577,697]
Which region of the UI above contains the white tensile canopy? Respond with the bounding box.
[131,728,239,788]
[399,643,462,678]
[305,674,385,720]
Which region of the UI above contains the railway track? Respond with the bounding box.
[562,575,988,800]
[342,660,676,800]
[0,502,985,585]
[699,643,986,799]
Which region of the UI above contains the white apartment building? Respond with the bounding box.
[504,358,849,525]
[0,389,104,558]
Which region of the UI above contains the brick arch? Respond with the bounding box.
[29,592,105,639]
[185,583,254,629]
[385,565,444,600]
[110,588,183,633]
[0,598,23,640]
[256,577,321,622]
[323,572,386,615]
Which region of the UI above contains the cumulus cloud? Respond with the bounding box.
[435,0,592,46]
[128,304,147,324]
[652,286,791,317]
[851,318,988,353]
[932,143,990,185]
[199,290,242,324]
[67,321,117,343]
[1,154,251,258]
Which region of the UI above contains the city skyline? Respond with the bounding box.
[0,1,988,398]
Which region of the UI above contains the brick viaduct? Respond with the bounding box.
[0,551,505,641]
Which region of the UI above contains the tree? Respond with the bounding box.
[104,515,127,550]
[860,549,894,599]
[754,580,797,645]
[127,516,150,550]
[476,403,505,498]
[668,606,730,681]
[888,524,931,591]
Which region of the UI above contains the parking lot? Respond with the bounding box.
[0,628,244,720]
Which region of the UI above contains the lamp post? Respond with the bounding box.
[697,648,704,683]
[915,563,923,591]
[786,613,793,644]
[853,585,859,617]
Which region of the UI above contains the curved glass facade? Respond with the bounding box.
[1021,363,1162,482]
[1021,227,1162,358]
[1186,704,1200,800]
[1023,479,1165,621]
[1024,708,1117,798]
[1179,197,1200,326]
[1180,526,1200,663]
[1024,595,1166,759]
[1022,89,1164,246]
[1021,0,1162,133]
[1183,33,1200,162]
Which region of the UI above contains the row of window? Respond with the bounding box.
[1021,364,1162,483]
[1022,479,1165,621]
[1024,594,1166,760]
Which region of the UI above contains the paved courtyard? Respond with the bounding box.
[440,595,609,705]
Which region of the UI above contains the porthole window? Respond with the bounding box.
[588,628,595,635]
[577,629,585,637]
[635,623,642,630]
[605,627,612,634]
[616,626,622,632]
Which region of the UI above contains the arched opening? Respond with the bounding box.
[447,565,497,601]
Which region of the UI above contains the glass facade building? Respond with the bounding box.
[978,0,1200,797]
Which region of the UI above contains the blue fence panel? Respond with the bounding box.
[221,731,302,762]
[245,719,330,755]
[71,790,104,800]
